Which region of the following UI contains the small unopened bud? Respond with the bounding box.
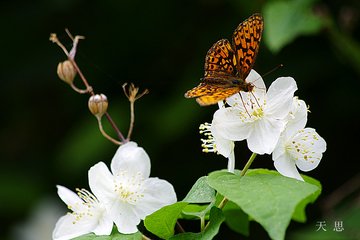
[57,60,76,84]
[88,94,108,119]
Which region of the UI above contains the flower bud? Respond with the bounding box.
[57,60,76,84]
[88,94,108,119]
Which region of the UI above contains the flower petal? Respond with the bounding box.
[52,212,100,240]
[212,107,252,141]
[92,210,113,236]
[285,98,308,136]
[211,125,234,158]
[133,178,177,219]
[272,135,286,160]
[111,201,140,234]
[111,141,151,179]
[292,128,326,172]
[88,162,116,205]
[266,77,297,118]
[227,150,235,173]
[56,185,83,212]
[247,117,285,154]
[273,154,304,181]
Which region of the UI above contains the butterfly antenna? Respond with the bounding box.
[262,64,284,78]
[250,64,284,91]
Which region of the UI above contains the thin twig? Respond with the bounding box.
[127,100,135,140]
[97,118,121,145]
[67,58,94,95]
[176,221,185,233]
[105,112,127,143]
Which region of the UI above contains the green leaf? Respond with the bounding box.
[181,202,215,220]
[263,0,324,53]
[170,207,225,240]
[73,231,142,240]
[144,202,188,239]
[183,176,215,203]
[223,201,249,236]
[292,174,322,222]
[207,169,321,240]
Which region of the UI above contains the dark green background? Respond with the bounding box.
[1,0,359,239]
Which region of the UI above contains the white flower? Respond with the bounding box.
[272,98,327,181]
[53,186,113,240]
[200,122,235,173]
[212,70,298,154]
[88,141,177,234]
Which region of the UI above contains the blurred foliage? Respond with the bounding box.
[263,0,324,53]
[1,0,359,239]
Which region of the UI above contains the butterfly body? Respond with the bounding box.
[185,13,263,106]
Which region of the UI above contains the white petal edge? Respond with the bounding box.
[246,117,285,154]
[53,214,95,240]
[111,201,140,234]
[111,141,151,179]
[88,162,116,205]
[134,178,177,219]
[273,154,304,181]
[92,210,114,236]
[211,125,234,158]
[285,97,308,136]
[293,128,326,172]
[56,185,82,212]
[227,150,235,173]
[266,77,297,118]
[53,207,112,240]
[212,107,253,141]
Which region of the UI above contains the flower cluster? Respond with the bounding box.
[201,70,326,181]
[53,142,177,240]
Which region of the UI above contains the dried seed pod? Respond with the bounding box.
[88,94,108,119]
[57,60,76,84]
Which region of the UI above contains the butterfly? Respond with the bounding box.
[184,13,264,106]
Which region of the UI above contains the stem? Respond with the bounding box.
[104,112,126,143]
[49,33,69,56]
[240,152,257,176]
[200,216,205,231]
[70,83,90,94]
[68,59,94,95]
[176,221,185,233]
[141,234,152,240]
[97,118,121,145]
[127,100,135,140]
[218,197,228,209]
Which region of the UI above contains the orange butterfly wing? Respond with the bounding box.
[195,87,241,106]
[184,39,240,105]
[203,39,238,78]
[232,13,264,79]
